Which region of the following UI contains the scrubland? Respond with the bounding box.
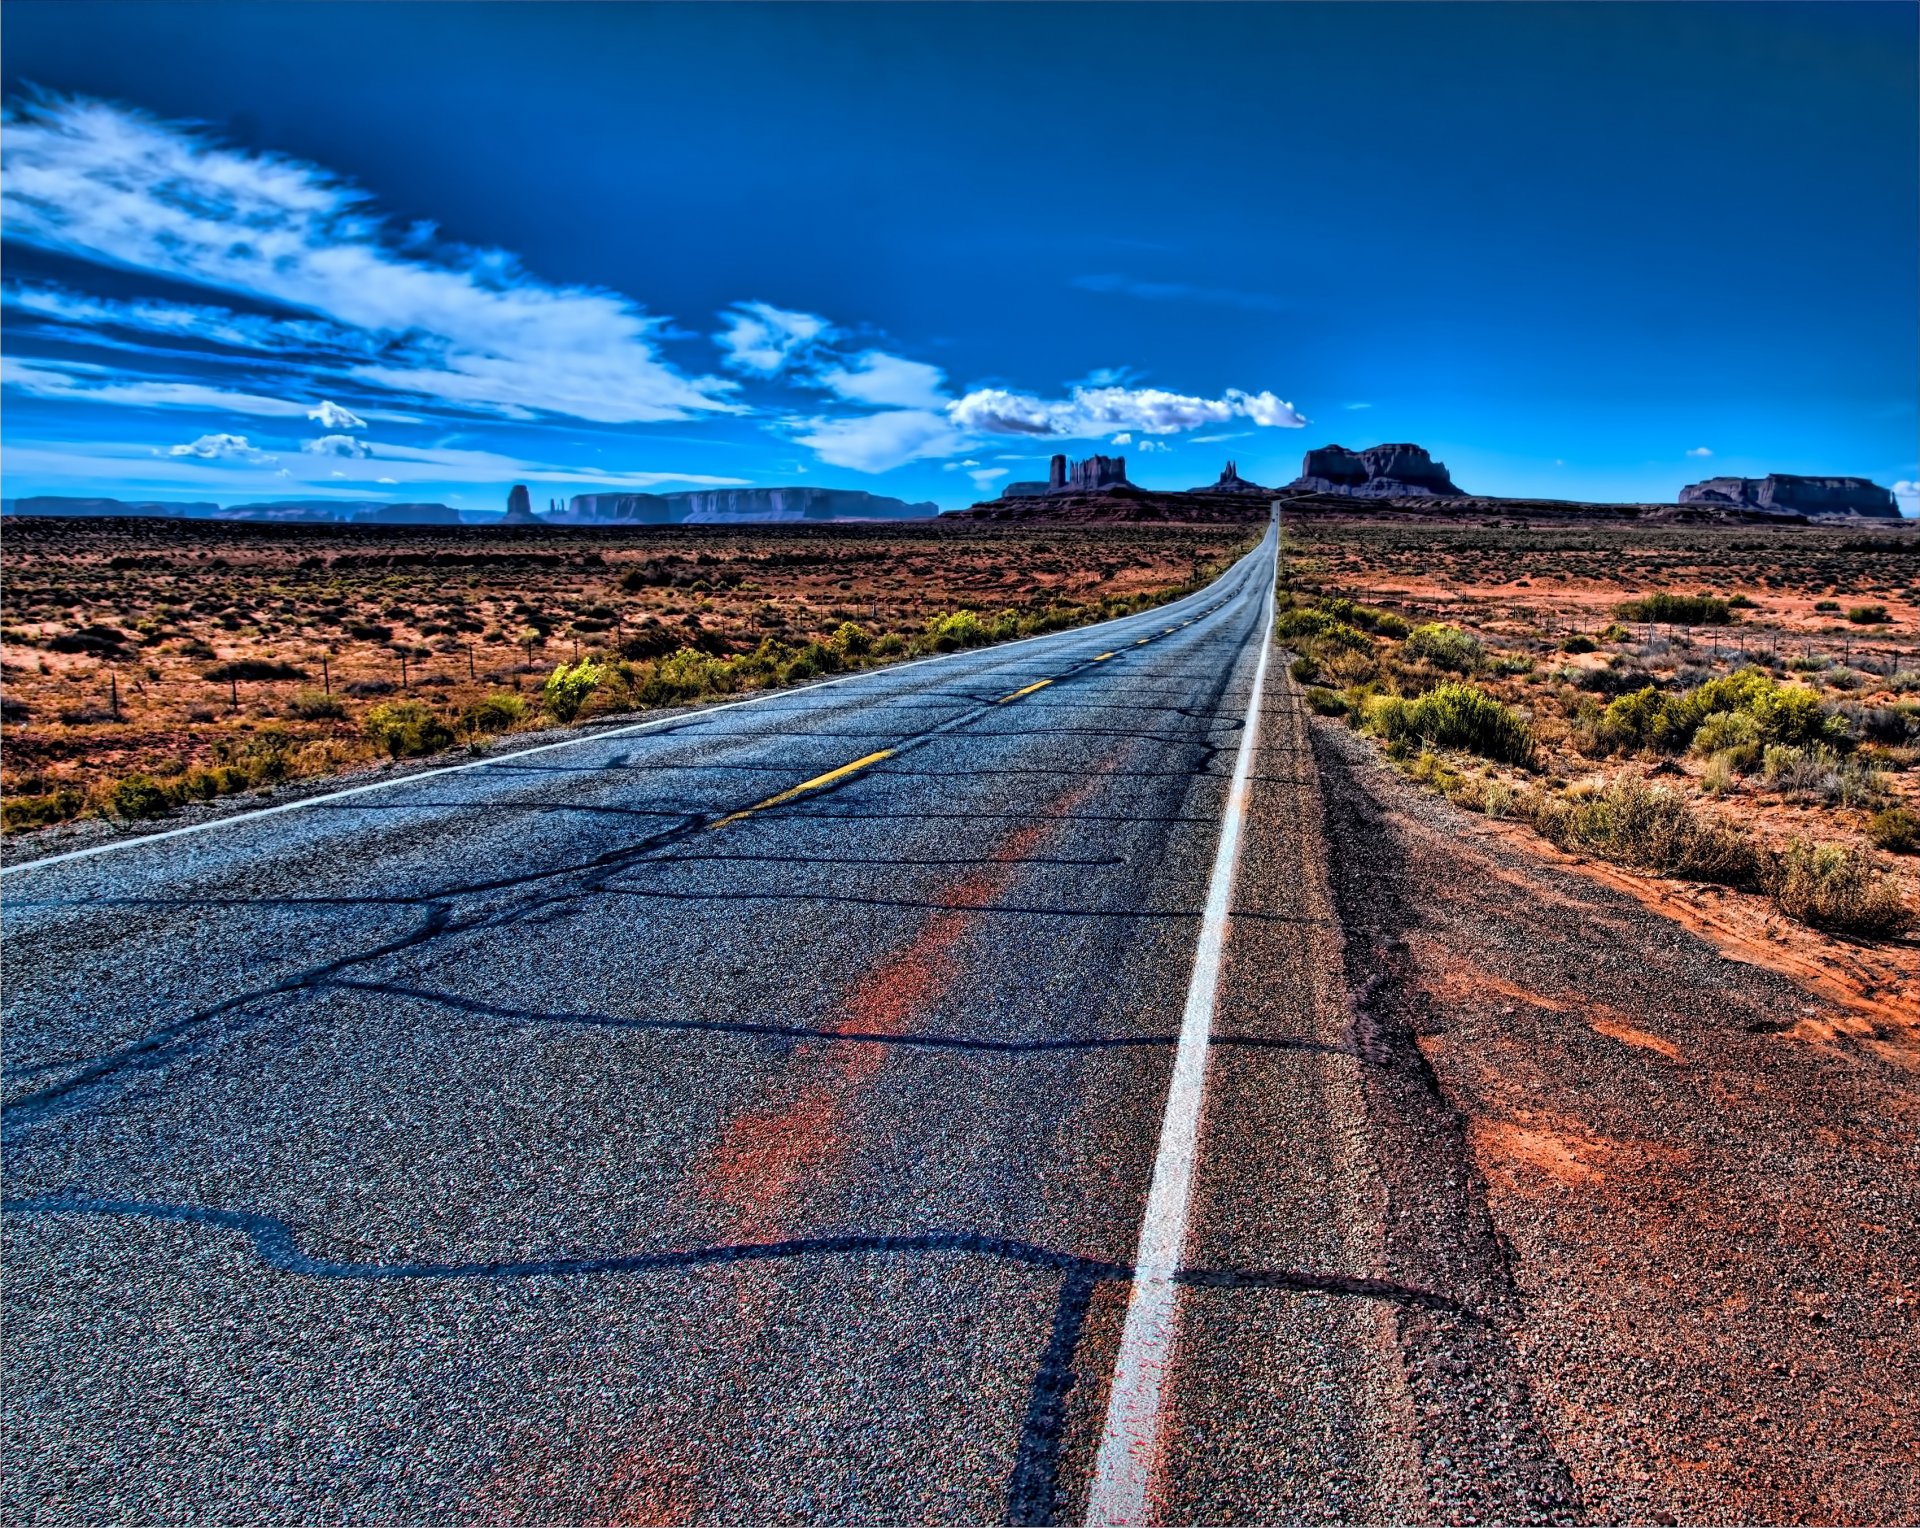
[0,517,1254,834]
[1277,519,1920,943]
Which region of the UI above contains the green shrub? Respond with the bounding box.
[1598,622,1631,643]
[363,700,454,759]
[1866,807,1919,853]
[872,633,905,657]
[1615,592,1733,625]
[1529,779,1756,884]
[1764,842,1912,936]
[1362,682,1534,764]
[1847,604,1891,625]
[461,692,527,734]
[1692,709,1759,755]
[1401,622,1482,672]
[1303,686,1348,717]
[99,774,173,821]
[1289,655,1318,684]
[542,658,605,721]
[924,610,987,652]
[1,788,87,833]
[833,621,872,657]
[286,689,346,721]
[1814,600,1841,613]
[1598,669,1830,755]
[1561,634,1597,654]
[1727,594,1758,610]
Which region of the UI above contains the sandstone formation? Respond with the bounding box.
[501,484,542,525]
[1192,460,1268,495]
[1003,452,1133,498]
[4,496,222,519]
[564,487,937,524]
[1679,474,1899,519]
[1288,443,1464,496]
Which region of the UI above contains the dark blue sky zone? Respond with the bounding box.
[2,1,1914,509]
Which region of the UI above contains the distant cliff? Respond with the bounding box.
[1288,443,1464,497]
[1,496,459,523]
[565,487,937,523]
[1679,474,1899,519]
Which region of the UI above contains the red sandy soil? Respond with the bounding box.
[1312,716,1918,1523]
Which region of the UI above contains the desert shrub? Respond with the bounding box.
[1561,634,1597,654]
[1727,593,1758,609]
[542,659,605,721]
[462,692,528,734]
[1275,607,1371,653]
[1866,807,1919,853]
[1814,600,1841,613]
[872,633,905,658]
[1847,604,1891,625]
[1362,682,1534,765]
[1,788,87,833]
[1615,592,1732,625]
[1529,779,1756,884]
[640,647,730,705]
[286,689,347,721]
[1401,622,1482,672]
[1692,709,1759,756]
[98,775,174,821]
[1764,842,1912,936]
[833,621,872,657]
[204,659,309,683]
[1303,686,1349,716]
[1597,669,1830,755]
[924,610,987,652]
[363,700,453,759]
[343,678,396,697]
[1598,622,1631,643]
[1701,754,1737,795]
[1289,655,1318,683]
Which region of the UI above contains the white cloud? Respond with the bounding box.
[308,399,366,429]
[1191,430,1253,444]
[947,383,1306,439]
[969,467,1009,488]
[1111,432,1133,445]
[715,300,831,376]
[1686,446,1714,458]
[376,476,398,484]
[1,95,741,424]
[1893,480,1918,516]
[1136,439,1172,453]
[791,408,968,473]
[815,350,948,409]
[165,432,276,464]
[1344,402,1372,411]
[1,356,319,417]
[302,433,371,458]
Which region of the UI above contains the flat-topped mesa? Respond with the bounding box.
[1289,443,1464,497]
[1679,474,1899,519]
[1002,452,1134,498]
[1193,459,1268,495]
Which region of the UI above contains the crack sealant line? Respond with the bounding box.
[1083,529,1276,1528]
[1,559,1256,880]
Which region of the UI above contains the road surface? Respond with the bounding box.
[3,523,1431,1522]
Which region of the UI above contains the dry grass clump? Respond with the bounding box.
[1527,778,1758,885]
[1763,841,1913,937]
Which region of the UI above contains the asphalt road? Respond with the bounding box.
[2,522,1430,1523]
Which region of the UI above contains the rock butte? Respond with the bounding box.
[1679,474,1899,520]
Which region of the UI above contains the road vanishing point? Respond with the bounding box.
[3,521,1442,1522]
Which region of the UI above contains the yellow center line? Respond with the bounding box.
[709,748,896,828]
[1135,638,1150,645]
[1092,652,1115,661]
[997,679,1054,704]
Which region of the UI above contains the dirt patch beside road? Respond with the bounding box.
[1311,717,1919,1523]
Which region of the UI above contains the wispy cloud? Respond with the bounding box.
[715,301,831,377]
[2,94,742,425]
[1071,273,1287,314]
[815,350,949,409]
[1686,446,1714,457]
[790,408,968,473]
[301,433,370,458]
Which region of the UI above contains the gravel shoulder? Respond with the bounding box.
[1310,715,1920,1523]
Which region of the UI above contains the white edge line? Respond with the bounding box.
[1,539,1265,878]
[1083,527,1275,1527]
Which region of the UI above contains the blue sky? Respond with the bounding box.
[3,1,1915,514]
